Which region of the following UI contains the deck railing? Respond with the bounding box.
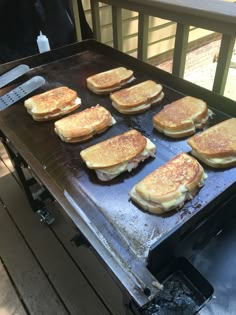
[71,0,236,97]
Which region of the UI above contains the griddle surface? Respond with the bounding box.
[0,45,235,260]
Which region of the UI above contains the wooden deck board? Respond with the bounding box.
[0,259,27,315]
[0,202,68,315]
[0,141,133,315]
[0,158,110,315]
[0,141,130,315]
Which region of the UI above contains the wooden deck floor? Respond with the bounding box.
[0,142,132,315]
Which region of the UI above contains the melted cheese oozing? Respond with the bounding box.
[195,109,214,127]
[192,150,236,165]
[130,173,207,212]
[74,97,81,105]
[109,117,117,126]
[95,138,156,181]
[130,187,187,211]
[157,125,195,136]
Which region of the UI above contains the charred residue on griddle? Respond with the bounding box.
[143,272,204,315]
[179,207,192,220]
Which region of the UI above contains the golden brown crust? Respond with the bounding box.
[134,153,204,204]
[87,84,122,95]
[86,67,134,94]
[25,87,78,117]
[110,80,163,109]
[153,96,208,136]
[59,125,112,143]
[187,118,236,159]
[80,129,147,169]
[112,92,164,114]
[54,106,114,141]
[58,124,111,142]
[130,177,203,214]
[55,130,95,143]
[31,103,80,121]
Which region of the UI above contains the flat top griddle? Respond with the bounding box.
[0,40,235,307]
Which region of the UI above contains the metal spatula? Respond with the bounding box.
[0,64,30,88]
[0,76,45,111]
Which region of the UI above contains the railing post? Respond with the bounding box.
[70,0,82,41]
[212,34,235,95]
[90,0,101,42]
[137,13,149,62]
[112,6,123,50]
[172,23,189,78]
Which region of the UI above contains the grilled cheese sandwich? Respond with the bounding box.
[187,118,236,168]
[110,80,164,114]
[25,86,81,121]
[130,153,207,214]
[54,105,116,143]
[153,96,213,138]
[80,129,156,181]
[86,67,134,94]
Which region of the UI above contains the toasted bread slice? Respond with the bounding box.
[54,105,116,142]
[187,118,236,168]
[86,67,134,94]
[81,129,147,169]
[80,129,156,181]
[110,80,163,114]
[25,87,81,118]
[130,153,207,214]
[153,96,213,138]
[112,92,165,114]
[31,103,80,121]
